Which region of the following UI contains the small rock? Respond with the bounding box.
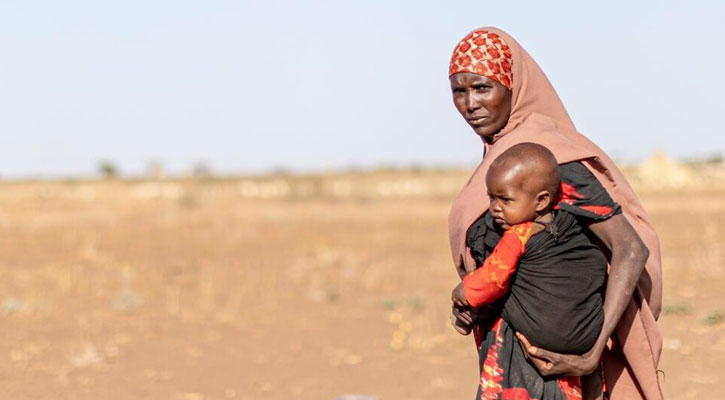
[70,343,103,369]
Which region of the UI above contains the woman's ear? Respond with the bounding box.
[535,190,551,213]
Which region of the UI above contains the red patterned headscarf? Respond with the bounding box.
[448,29,513,90]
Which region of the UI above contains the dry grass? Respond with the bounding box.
[0,172,722,399]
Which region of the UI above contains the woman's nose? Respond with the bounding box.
[464,91,479,112]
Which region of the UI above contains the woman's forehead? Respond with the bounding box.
[450,73,504,88]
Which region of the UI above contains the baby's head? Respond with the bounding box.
[486,143,560,229]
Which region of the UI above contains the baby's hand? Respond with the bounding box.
[451,281,469,307]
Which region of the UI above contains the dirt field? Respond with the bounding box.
[0,170,722,399]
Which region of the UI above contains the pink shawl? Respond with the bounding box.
[447,27,663,399]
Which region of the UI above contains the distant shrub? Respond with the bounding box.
[662,303,693,316]
[98,161,118,178]
[703,311,725,326]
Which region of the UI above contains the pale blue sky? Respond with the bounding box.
[1,1,723,177]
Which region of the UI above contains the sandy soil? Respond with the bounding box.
[0,176,722,399]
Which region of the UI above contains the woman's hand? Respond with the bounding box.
[515,332,599,376]
[450,302,498,336]
[451,304,473,335]
[450,282,472,335]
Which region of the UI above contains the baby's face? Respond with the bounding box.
[486,167,539,229]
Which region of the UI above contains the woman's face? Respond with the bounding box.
[450,72,512,142]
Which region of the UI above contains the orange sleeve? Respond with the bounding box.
[462,222,535,308]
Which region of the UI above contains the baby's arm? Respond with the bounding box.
[460,222,537,307]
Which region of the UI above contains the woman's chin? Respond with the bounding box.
[473,128,496,143]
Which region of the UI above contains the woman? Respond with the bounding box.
[447,28,663,399]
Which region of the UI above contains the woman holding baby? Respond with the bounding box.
[446,28,662,400]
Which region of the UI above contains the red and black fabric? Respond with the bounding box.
[555,162,621,220]
[464,161,620,399]
[474,318,583,400]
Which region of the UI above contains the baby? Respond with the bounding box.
[451,143,607,396]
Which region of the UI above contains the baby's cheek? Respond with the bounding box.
[508,208,531,225]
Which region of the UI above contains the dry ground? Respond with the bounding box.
[0,174,722,399]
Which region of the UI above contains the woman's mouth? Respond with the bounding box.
[467,116,489,126]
